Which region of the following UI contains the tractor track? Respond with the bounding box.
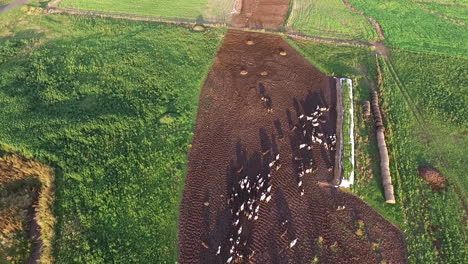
[415,2,466,27]
[178,28,407,264]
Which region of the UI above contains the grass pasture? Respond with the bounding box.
[348,0,468,56]
[290,39,468,263]
[0,175,38,264]
[0,5,225,263]
[417,1,468,24]
[58,0,206,19]
[286,0,377,42]
[57,0,234,22]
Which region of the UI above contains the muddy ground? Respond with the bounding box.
[178,30,406,263]
[231,0,290,30]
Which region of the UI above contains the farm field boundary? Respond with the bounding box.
[45,5,376,48]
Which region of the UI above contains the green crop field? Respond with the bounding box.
[290,40,467,263]
[417,1,468,24]
[348,0,467,56]
[286,0,377,42]
[0,4,225,263]
[57,0,235,22]
[377,51,467,263]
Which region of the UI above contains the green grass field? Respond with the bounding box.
[58,0,206,20]
[0,0,16,6]
[58,0,236,22]
[378,51,467,263]
[418,1,468,24]
[290,40,467,263]
[0,4,225,263]
[348,0,468,56]
[286,0,377,42]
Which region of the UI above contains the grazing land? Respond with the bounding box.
[286,0,377,42]
[58,0,206,19]
[378,51,467,264]
[290,39,467,263]
[58,0,235,22]
[416,1,468,24]
[0,5,225,263]
[348,0,467,56]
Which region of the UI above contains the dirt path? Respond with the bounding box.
[178,29,406,264]
[0,0,30,13]
[231,0,290,30]
[342,0,385,41]
[415,2,466,26]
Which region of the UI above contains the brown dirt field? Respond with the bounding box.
[418,165,447,191]
[178,29,406,263]
[231,0,290,30]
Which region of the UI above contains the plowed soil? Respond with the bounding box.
[178,30,406,263]
[231,0,290,30]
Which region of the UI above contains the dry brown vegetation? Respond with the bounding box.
[0,153,56,264]
[418,166,447,191]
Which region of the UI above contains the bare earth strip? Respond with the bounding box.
[231,0,291,30]
[341,0,386,41]
[178,29,406,264]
